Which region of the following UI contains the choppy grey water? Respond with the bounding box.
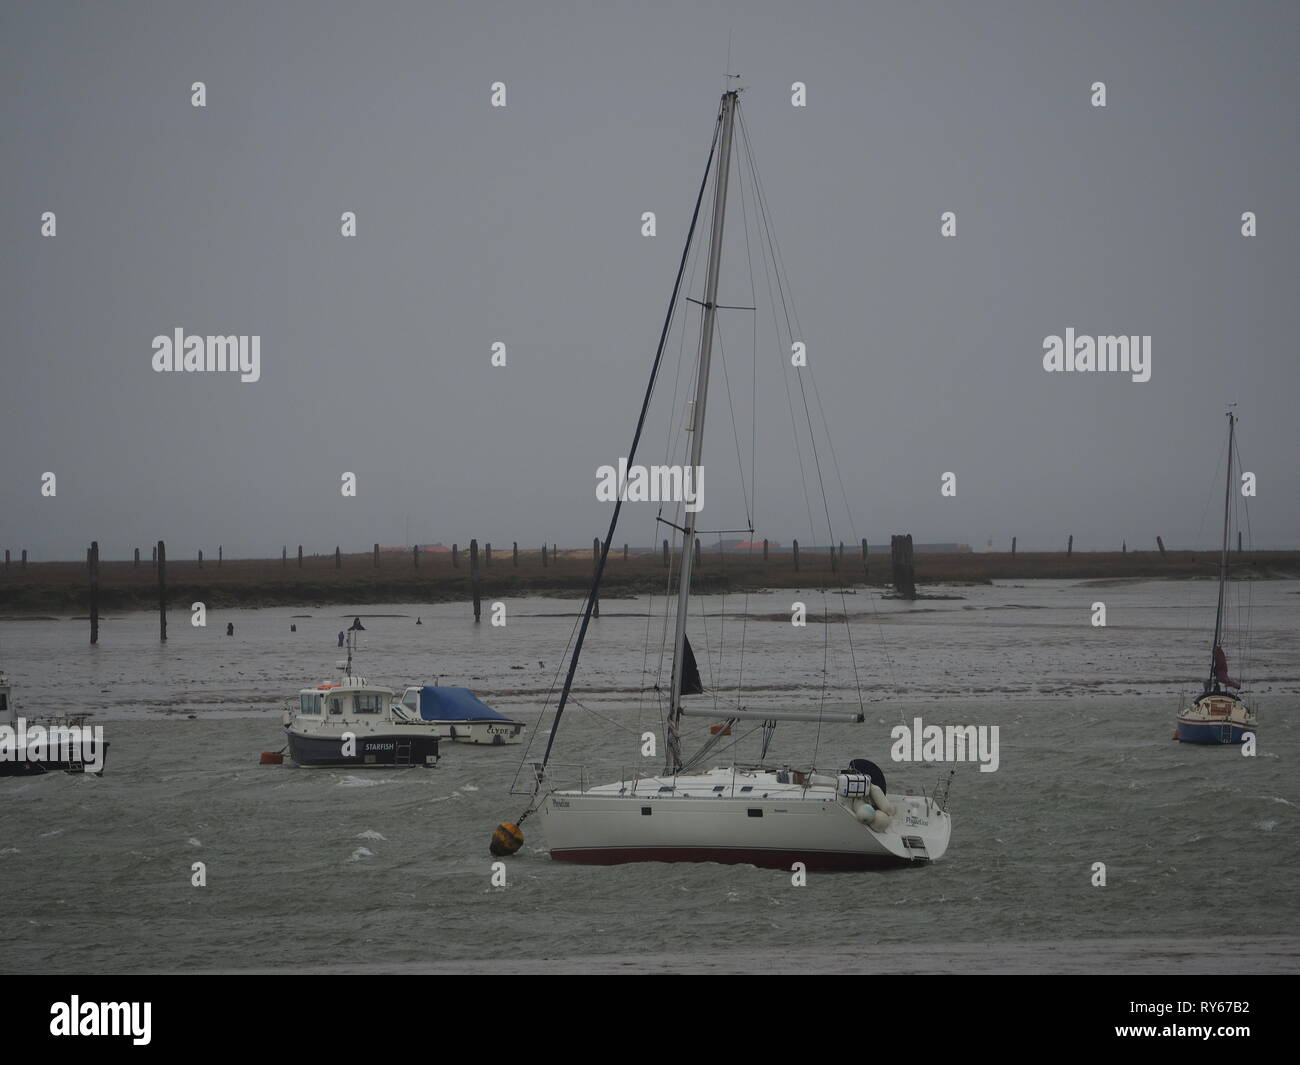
[1,578,1296,974]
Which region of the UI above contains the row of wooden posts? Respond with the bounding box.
[10,527,1248,577]
[56,530,1247,645]
[65,537,872,573]
[76,536,876,644]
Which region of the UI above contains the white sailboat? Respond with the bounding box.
[491,87,951,871]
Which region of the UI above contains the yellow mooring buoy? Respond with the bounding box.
[490,822,524,857]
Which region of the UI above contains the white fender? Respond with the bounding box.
[869,809,892,832]
[869,784,896,817]
[851,799,874,823]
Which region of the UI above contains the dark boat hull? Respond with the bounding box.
[1176,720,1255,744]
[285,730,439,768]
[0,744,110,776]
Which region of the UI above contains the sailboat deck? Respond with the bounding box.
[576,767,839,802]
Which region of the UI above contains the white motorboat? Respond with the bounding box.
[395,685,526,745]
[0,668,109,776]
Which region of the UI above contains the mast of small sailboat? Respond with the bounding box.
[1210,410,1235,685]
[666,89,738,774]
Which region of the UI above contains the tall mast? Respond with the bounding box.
[666,90,738,774]
[1210,410,1234,682]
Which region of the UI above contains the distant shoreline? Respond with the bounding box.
[2,548,1297,614]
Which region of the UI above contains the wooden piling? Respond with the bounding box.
[1067,535,1073,557]
[793,539,799,572]
[134,547,140,568]
[152,545,157,566]
[157,540,167,642]
[1237,530,1242,555]
[282,546,287,567]
[374,543,380,568]
[485,543,492,567]
[890,534,917,599]
[623,543,628,561]
[513,542,518,567]
[218,545,222,567]
[198,549,203,568]
[335,546,341,569]
[453,543,459,568]
[541,543,547,568]
[470,539,481,622]
[21,549,27,569]
[413,545,419,568]
[593,538,600,619]
[88,541,99,645]
[297,545,303,568]
[763,538,769,563]
[1011,537,1016,556]
[1122,540,1126,554]
[1157,536,1166,557]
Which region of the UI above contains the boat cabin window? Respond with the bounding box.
[355,692,384,714]
[298,693,323,715]
[402,691,418,712]
[328,697,343,715]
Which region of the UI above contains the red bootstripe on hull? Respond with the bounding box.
[549,846,919,871]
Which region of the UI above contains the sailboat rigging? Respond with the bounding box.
[490,88,952,870]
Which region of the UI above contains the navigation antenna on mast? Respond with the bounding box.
[345,616,366,677]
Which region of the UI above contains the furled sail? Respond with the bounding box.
[681,634,704,695]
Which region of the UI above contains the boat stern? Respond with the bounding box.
[1176,692,1257,744]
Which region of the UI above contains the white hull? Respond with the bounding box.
[430,720,526,745]
[536,766,950,870]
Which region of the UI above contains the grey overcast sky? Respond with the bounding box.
[2,0,1296,561]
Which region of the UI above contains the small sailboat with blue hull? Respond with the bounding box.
[1176,410,1258,745]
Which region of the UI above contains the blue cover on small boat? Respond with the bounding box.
[415,686,510,722]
